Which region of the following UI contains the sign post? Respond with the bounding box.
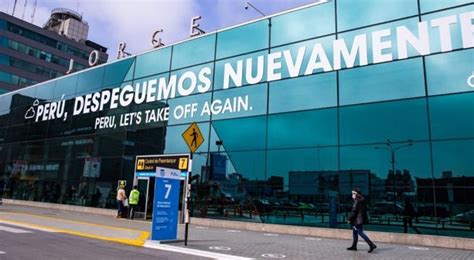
[149,154,190,242]
[181,122,204,246]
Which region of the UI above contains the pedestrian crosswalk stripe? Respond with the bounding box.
[0,224,32,233]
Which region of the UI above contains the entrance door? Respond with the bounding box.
[135,177,155,220]
[145,177,155,219]
[135,175,189,221]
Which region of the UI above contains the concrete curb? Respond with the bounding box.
[191,218,474,251]
[3,199,116,216]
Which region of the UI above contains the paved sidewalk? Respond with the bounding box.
[0,211,148,246]
[1,204,473,260]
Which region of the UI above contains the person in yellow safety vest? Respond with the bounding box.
[128,185,140,220]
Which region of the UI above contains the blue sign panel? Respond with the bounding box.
[151,167,182,241]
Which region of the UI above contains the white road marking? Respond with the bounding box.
[409,246,429,251]
[264,233,279,237]
[261,253,286,258]
[227,230,241,233]
[209,246,232,251]
[0,251,5,254]
[0,220,56,233]
[305,237,322,241]
[0,225,32,233]
[194,226,208,229]
[144,241,254,260]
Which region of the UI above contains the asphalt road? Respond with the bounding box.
[1,204,474,260]
[0,223,206,260]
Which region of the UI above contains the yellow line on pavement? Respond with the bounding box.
[0,218,58,232]
[138,231,150,241]
[5,211,145,233]
[0,217,150,247]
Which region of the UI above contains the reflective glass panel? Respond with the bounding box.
[340,98,429,145]
[211,116,266,151]
[266,147,338,194]
[53,74,78,99]
[429,92,474,140]
[76,66,105,95]
[172,34,216,70]
[268,108,338,149]
[337,0,418,31]
[420,0,471,13]
[134,47,171,79]
[103,57,135,86]
[426,49,474,96]
[431,139,474,237]
[271,2,335,46]
[269,72,336,114]
[217,20,269,59]
[339,58,425,106]
[340,142,434,234]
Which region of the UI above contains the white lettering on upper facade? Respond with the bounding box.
[25,11,472,125]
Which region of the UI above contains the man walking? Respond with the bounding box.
[401,198,421,234]
[128,185,140,220]
[347,188,377,253]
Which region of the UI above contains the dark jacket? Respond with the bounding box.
[401,201,416,217]
[349,197,369,225]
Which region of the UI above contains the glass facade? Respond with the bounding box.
[2,54,63,79]
[6,22,92,61]
[0,71,37,87]
[0,1,473,239]
[3,38,87,71]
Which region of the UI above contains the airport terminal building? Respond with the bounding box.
[0,1,473,239]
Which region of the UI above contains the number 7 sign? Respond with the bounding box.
[152,166,182,241]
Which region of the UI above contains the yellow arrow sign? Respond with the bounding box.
[182,122,204,153]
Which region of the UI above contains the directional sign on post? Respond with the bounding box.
[135,154,189,178]
[182,122,204,153]
[150,154,190,242]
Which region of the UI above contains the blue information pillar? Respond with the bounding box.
[151,167,182,241]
